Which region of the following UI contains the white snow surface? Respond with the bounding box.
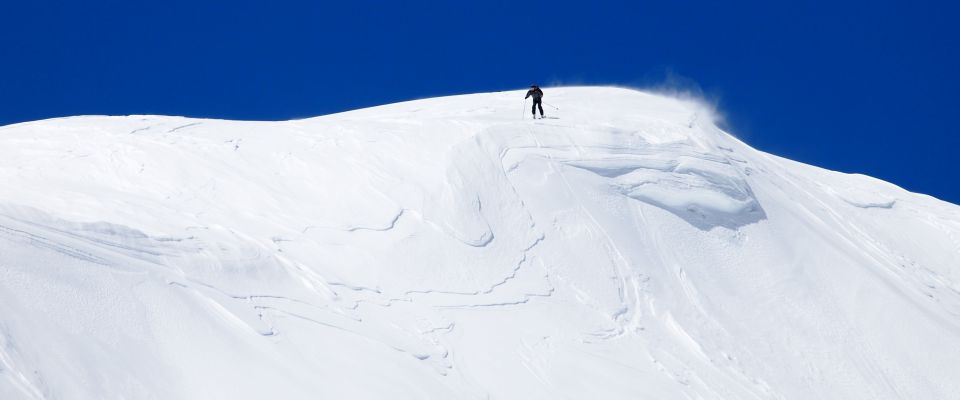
[1,87,959,399]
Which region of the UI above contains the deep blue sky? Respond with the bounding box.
[2,1,958,203]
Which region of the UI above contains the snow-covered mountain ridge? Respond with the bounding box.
[1,87,958,399]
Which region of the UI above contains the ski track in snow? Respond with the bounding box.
[0,87,958,399]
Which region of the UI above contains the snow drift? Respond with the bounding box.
[1,87,958,399]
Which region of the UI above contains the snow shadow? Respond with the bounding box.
[566,154,767,231]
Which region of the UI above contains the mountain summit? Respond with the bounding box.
[1,87,958,399]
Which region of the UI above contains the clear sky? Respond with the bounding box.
[2,1,958,203]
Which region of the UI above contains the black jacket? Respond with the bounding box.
[525,88,543,101]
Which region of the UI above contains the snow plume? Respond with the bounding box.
[639,68,726,129]
[545,69,725,130]
[0,88,958,399]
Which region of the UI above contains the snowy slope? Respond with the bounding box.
[1,87,958,399]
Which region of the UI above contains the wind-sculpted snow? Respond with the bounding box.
[1,87,959,399]
[565,148,765,230]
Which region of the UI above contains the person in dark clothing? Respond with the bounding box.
[525,85,544,119]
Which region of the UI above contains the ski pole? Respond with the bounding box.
[543,102,560,111]
[521,99,527,120]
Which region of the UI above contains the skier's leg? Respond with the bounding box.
[531,102,537,117]
[537,101,544,117]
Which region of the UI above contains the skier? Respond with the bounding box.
[525,85,544,119]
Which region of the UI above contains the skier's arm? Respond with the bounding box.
[525,90,531,99]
